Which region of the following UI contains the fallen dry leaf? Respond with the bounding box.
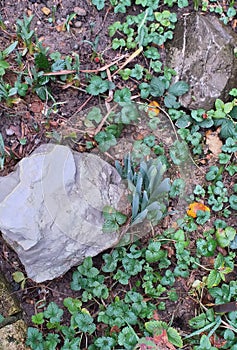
[152,309,160,321]
[205,129,223,157]
[163,244,175,258]
[56,23,65,32]
[134,132,145,140]
[152,330,176,350]
[49,120,59,127]
[217,246,227,256]
[232,19,237,30]
[41,6,51,16]
[148,100,160,116]
[187,202,210,218]
[29,101,44,114]
[209,334,227,348]
[110,325,120,335]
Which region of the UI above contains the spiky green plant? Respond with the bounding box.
[115,154,170,227]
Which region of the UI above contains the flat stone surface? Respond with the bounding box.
[0,144,127,282]
[0,320,30,350]
[166,13,237,110]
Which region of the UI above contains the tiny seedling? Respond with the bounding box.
[0,41,18,76]
[63,13,77,32]
[12,271,27,289]
[0,80,21,106]
[16,15,35,55]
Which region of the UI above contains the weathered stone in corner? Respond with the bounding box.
[165,13,237,110]
[0,320,30,350]
[0,273,28,350]
[0,272,21,319]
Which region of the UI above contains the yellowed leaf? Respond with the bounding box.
[148,101,160,116]
[187,202,210,218]
[41,6,51,16]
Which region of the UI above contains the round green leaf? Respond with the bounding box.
[168,81,189,96]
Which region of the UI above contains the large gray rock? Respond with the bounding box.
[166,13,237,110]
[0,144,127,282]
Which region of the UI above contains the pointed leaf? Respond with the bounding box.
[115,160,123,177]
[146,202,161,212]
[150,178,170,200]
[0,60,9,69]
[135,172,143,197]
[131,209,148,226]
[2,41,18,57]
[167,327,183,348]
[141,190,149,211]
[132,191,140,220]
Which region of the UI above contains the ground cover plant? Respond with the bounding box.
[0,0,236,349]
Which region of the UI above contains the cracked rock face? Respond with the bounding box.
[166,13,237,110]
[0,144,127,282]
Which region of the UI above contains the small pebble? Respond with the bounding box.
[73,43,79,50]
[74,6,87,16]
[74,21,82,28]
[5,128,15,136]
